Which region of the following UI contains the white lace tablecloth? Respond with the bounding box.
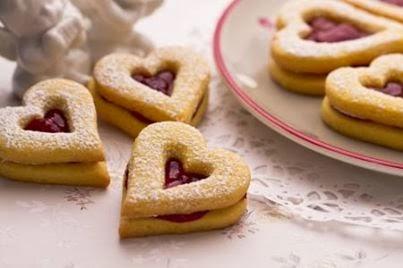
[1,1,403,267]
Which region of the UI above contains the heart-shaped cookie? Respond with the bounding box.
[268,60,326,96]
[87,78,209,138]
[271,0,403,74]
[93,46,210,123]
[0,79,109,187]
[326,53,403,128]
[0,79,105,164]
[321,96,403,150]
[119,122,250,237]
[343,0,403,23]
[323,54,403,150]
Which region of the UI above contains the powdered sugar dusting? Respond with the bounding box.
[343,0,403,24]
[0,79,105,164]
[93,46,210,123]
[121,122,251,218]
[272,0,403,73]
[326,54,403,127]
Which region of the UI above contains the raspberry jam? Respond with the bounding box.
[132,70,176,96]
[191,94,205,120]
[124,160,209,190]
[378,82,403,98]
[307,17,368,43]
[123,166,129,189]
[25,109,69,133]
[380,0,403,6]
[156,211,209,223]
[164,158,207,189]
[131,111,154,124]
[123,159,209,223]
[157,159,208,223]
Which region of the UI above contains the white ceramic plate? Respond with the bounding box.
[213,0,403,176]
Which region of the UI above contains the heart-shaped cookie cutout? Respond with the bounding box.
[121,122,250,218]
[0,79,105,165]
[271,0,403,74]
[326,53,403,128]
[93,47,210,123]
[343,0,403,24]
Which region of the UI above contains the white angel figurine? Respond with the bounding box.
[71,0,163,63]
[0,0,90,98]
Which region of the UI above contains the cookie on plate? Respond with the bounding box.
[269,0,403,95]
[268,60,326,96]
[322,54,403,150]
[342,0,403,24]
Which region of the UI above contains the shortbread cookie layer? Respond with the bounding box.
[321,97,403,150]
[271,0,403,74]
[119,198,246,238]
[120,122,250,238]
[88,80,209,138]
[326,54,403,129]
[122,122,251,218]
[268,61,326,96]
[343,0,403,23]
[93,47,210,122]
[0,161,110,187]
[0,79,105,165]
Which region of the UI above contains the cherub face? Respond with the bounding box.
[0,0,65,37]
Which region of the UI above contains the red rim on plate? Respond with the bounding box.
[213,0,403,171]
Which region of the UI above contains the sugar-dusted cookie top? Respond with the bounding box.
[342,0,403,24]
[0,79,105,165]
[326,53,403,128]
[272,0,403,74]
[93,47,210,123]
[121,122,251,218]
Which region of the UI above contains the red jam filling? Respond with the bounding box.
[130,111,154,125]
[156,211,209,223]
[123,159,209,223]
[24,109,69,133]
[307,17,368,43]
[123,166,129,189]
[157,159,209,222]
[377,82,403,97]
[164,158,207,189]
[132,70,176,96]
[191,95,204,120]
[380,0,403,7]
